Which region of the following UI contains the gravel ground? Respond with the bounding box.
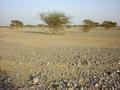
[0,40,120,90]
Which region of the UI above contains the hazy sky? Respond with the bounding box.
[0,0,120,26]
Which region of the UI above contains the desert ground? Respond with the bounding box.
[0,27,120,48]
[0,27,120,89]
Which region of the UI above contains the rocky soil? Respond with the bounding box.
[0,40,120,90]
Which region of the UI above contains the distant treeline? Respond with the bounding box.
[0,20,119,29]
[0,11,120,33]
[3,20,118,28]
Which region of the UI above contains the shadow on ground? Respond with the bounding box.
[23,31,51,35]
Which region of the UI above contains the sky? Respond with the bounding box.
[0,0,120,26]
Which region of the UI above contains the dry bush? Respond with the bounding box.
[82,25,90,33]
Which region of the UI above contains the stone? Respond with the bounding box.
[33,77,39,84]
[19,62,22,65]
[95,83,99,87]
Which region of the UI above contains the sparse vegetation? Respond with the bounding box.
[40,11,70,34]
[102,21,117,29]
[10,20,24,28]
[0,0,120,89]
[82,19,99,33]
[65,25,72,29]
[25,25,36,28]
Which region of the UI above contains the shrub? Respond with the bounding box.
[65,25,72,29]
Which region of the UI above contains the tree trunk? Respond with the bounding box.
[53,28,56,34]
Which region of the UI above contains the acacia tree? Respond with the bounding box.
[10,20,24,28]
[82,19,98,33]
[40,11,70,34]
[102,21,117,29]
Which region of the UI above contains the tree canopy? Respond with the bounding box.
[10,20,24,28]
[102,21,117,29]
[82,19,98,33]
[40,11,70,34]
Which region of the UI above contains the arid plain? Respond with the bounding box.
[0,27,120,89]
